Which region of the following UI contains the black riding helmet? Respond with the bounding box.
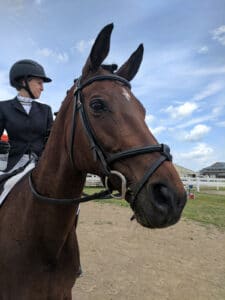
[9,59,52,98]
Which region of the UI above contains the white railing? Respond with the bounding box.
[85,174,225,191]
[85,175,103,187]
[181,177,225,191]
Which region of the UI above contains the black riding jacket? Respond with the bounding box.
[0,97,53,171]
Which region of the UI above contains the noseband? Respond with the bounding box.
[29,74,172,208]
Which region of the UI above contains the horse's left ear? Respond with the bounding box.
[82,23,114,77]
[116,44,144,81]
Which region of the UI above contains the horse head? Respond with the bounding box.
[61,23,187,228]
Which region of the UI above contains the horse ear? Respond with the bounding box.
[116,44,144,81]
[82,23,114,76]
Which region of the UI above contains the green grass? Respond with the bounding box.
[84,187,225,229]
[200,186,225,191]
[182,192,225,229]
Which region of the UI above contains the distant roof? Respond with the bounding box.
[175,164,195,176]
[200,162,225,172]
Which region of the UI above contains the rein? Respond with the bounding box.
[29,74,172,208]
[29,173,111,205]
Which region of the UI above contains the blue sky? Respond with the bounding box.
[0,0,224,171]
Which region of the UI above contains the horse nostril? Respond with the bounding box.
[152,183,172,207]
[153,184,168,203]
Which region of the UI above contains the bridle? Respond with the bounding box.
[29,74,172,209]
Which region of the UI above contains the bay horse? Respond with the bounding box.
[0,24,187,299]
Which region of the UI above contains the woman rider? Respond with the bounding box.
[0,59,53,172]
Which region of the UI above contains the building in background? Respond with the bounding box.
[199,162,225,178]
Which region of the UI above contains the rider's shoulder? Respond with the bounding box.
[0,98,16,106]
[34,100,51,110]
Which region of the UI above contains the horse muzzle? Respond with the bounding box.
[127,182,187,228]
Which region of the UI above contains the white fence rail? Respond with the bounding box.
[85,175,103,187]
[85,174,225,191]
[181,177,225,191]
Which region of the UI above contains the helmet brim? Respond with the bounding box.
[42,76,52,83]
[31,75,52,83]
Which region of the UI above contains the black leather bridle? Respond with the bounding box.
[29,74,172,208]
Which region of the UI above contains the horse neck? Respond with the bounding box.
[33,95,86,199]
[33,146,85,200]
[29,103,85,257]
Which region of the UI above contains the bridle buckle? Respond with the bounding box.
[105,170,127,200]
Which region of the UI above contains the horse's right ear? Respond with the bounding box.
[82,23,114,77]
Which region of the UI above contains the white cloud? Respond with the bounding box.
[151,126,167,135]
[3,0,43,9]
[197,46,209,54]
[145,114,167,135]
[34,0,43,4]
[212,25,225,46]
[192,81,224,101]
[1,0,25,15]
[178,143,214,170]
[0,71,14,99]
[184,124,211,142]
[73,39,94,53]
[176,104,224,129]
[181,143,213,159]
[165,101,198,119]
[37,48,69,63]
[187,66,225,76]
[145,114,155,124]
[212,104,225,117]
[174,143,216,171]
[176,116,210,129]
[217,120,225,127]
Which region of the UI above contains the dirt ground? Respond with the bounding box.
[72,202,225,300]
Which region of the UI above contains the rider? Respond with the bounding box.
[0,59,83,277]
[0,59,53,173]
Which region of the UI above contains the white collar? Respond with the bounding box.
[17,95,34,103]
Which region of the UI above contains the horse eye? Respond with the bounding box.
[90,99,107,112]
